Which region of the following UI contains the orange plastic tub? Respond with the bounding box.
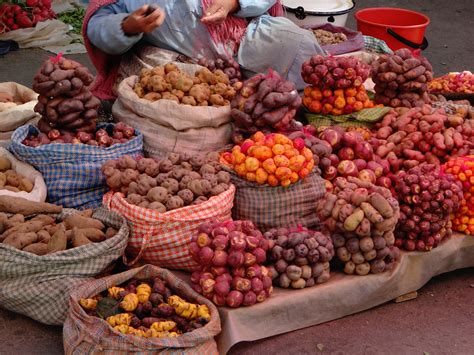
[355,7,430,51]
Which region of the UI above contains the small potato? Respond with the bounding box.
[344,261,356,274]
[355,262,371,276]
[23,243,48,255]
[143,92,162,101]
[6,173,20,188]
[351,252,365,265]
[0,156,12,171]
[291,278,306,289]
[71,228,92,248]
[363,249,377,261]
[105,227,118,239]
[148,201,167,213]
[316,270,330,284]
[300,265,312,279]
[336,246,351,262]
[147,187,168,203]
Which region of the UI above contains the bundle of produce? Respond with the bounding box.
[429,71,474,94]
[230,71,301,141]
[189,220,272,307]
[315,127,394,193]
[0,155,33,193]
[301,55,371,90]
[303,85,375,115]
[32,55,99,136]
[221,131,314,187]
[22,122,137,147]
[264,226,334,289]
[197,55,242,85]
[317,177,400,275]
[371,105,474,173]
[103,152,231,212]
[0,201,118,255]
[394,164,462,251]
[0,0,55,32]
[372,48,433,108]
[134,63,237,106]
[78,277,211,337]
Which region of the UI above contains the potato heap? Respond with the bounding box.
[394,164,462,251]
[444,156,474,235]
[197,55,242,85]
[0,209,118,255]
[301,55,373,115]
[429,71,474,94]
[102,152,231,212]
[221,131,314,187]
[264,227,334,289]
[372,48,433,108]
[134,63,237,106]
[32,56,99,134]
[189,220,272,308]
[79,277,211,338]
[317,177,400,275]
[230,71,302,136]
[312,29,347,45]
[0,156,33,193]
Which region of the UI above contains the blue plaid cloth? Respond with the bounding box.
[9,124,143,209]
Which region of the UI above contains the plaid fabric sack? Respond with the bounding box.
[112,76,232,159]
[0,208,129,325]
[9,124,143,209]
[63,264,221,355]
[231,173,325,231]
[103,185,235,271]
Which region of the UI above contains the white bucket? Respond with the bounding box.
[282,0,356,28]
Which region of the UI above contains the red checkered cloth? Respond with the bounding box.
[63,264,220,355]
[103,185,235,271]
[231,173,325,231]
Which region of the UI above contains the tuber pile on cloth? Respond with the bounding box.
[317,177,400,275]
[312,29,347,46]
[0,156,33,193]
[230,71,301,141]
[394,164,462,251]
[102,152,231,212]
[372,48,433,108]
[189,220,273,308]
[0,208,118,255]
[79,277,211,337]
[428,71,474,94]
[134,63,238,106]
[264,226,334,289]
[197,55,242,85]
[221,131,314,187]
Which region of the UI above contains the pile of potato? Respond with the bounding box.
[265,227,334,289]
[372,48,434,108]
[102,152,231,212]
[197,55,242,85]
[0,206,117,256]
[0,156,33,193]
[317,177,400,275]
[312,29,347,46]
[230,72,301,138]
[133,63,238,107]
[79,277,211,338]
[33,56,100,135]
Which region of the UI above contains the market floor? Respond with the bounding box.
[0,268,472,354]
[0,0,473,354]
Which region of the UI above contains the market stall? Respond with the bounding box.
[0,1,473,354]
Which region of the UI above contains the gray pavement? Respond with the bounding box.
[0,1,473,354]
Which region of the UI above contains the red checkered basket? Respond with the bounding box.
[103,185,235,271]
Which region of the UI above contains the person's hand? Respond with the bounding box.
[0,92,13,103]
[122,4,166,36]
[201,0,239,25]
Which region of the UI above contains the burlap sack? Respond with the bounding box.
[0,147,47,202]
[112,76,232,159]
[0,82,39,147]
[230,172,326,231]
[0,208,129,325]
[63,264,220,355]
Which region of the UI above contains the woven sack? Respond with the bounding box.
[231,172,325,231]
[112,76,232,159]
[63,264,220,355]
[9,124,143,209]
[103,185,235,271]
[0,208,129,325]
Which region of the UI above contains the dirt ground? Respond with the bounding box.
[0,0,473,354]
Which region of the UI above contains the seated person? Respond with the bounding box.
[83,0,325,99]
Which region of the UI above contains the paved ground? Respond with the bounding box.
[0,1,473,354]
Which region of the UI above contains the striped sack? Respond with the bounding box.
[231,173,326,231]
[9,124,143,209]
[103,185,235,271]
[0,208,129,325]
[63,264,220,355]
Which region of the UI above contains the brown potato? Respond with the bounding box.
[23,242,48,255]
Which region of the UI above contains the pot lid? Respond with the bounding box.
[282,0,355,15]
